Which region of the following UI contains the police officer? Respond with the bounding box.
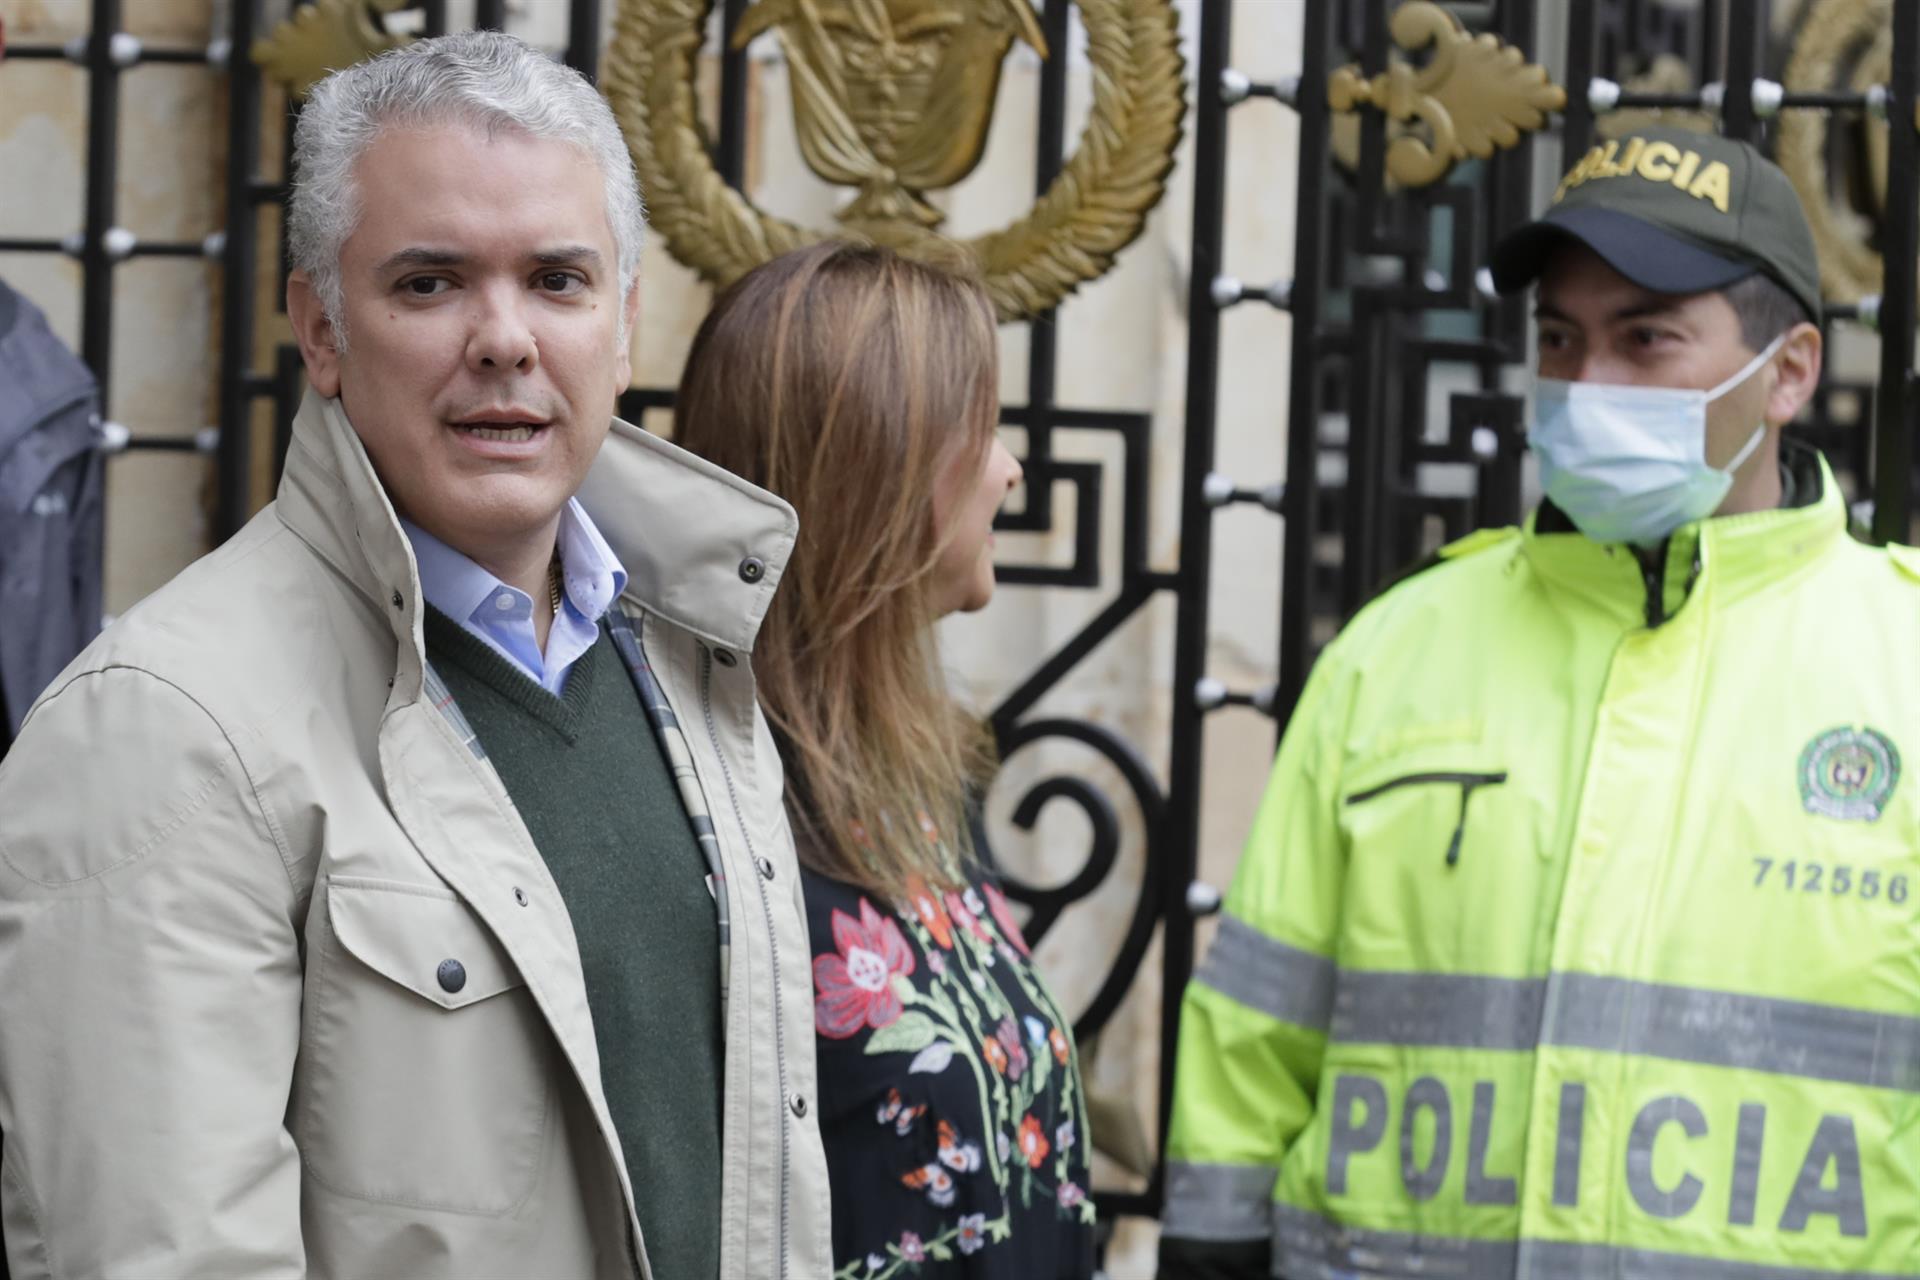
[1159,126,1920,1279]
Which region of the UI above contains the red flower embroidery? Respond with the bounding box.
[905,874,954,950]
[813,898,915,1039]
[983,882,1031,956]
[1049,1025,1071,1066]
[945,890,993,945]
[1017,1114,1051,1167]
[983,1036,1009,1074]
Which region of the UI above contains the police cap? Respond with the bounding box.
[1490,125,1822,323]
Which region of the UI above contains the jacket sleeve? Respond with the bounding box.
[0,668,307,1279]
[0,399,104,743]
[1159,653,1351,1280]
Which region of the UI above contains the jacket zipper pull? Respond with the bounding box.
[1444,798,1469,868]
[1443,774,1507,868]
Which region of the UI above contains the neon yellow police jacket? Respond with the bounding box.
[1161,449,1920,1279]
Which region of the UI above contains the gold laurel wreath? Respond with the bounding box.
[1775,0,1891,303]
[602,0,1187,323]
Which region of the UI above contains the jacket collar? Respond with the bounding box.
[576,416,797,655]
[275,391,796,698]
[1521,441,1846,626]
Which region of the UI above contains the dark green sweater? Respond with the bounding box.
[425,608,721,1279]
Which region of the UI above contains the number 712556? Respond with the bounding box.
[1752,858,1908,903]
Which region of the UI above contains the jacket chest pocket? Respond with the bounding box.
[1346,771,1509,868]
[293,877,552,1215]
[1338,764,1545,973]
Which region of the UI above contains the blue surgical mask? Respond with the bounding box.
[1531,332,1788,546]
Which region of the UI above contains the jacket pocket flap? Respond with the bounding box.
[327,877,525,1009]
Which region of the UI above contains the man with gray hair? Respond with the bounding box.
[0,31,829,1279]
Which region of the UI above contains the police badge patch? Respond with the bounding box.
[1799,726,1901,822]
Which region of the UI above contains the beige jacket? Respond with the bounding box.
[0,393,831,1279]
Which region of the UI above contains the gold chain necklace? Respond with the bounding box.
[547,555,563,618]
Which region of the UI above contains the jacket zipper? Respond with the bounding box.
[1636,541,1701,629]
[699,648,791,1278]
[1345,771,1509,866]
[1640,548,1667,629]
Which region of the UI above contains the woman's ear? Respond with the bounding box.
[287,271,342,398]
[1765,321,1823,428]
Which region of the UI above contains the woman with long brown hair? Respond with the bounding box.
[675,241,1094,1278]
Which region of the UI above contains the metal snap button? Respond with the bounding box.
[790,1092,808,1118]
[390,590,404,609]
[513,886,529,907]
[738,556,766,584]
[713,648,738,668]
[437,959,467,993]
[756,856,775,881]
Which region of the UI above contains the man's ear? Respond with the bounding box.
[615,278,641,389]
[287,270,342,398]
[1765,320,1823,428]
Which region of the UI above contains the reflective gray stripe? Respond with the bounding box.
[1194,915,1335,1032]
[1545,973,1920,1093]
[1271,1203,1513,1278]
[1332,969,1543,1050]
[1326,968,1920,1092]
[1271,1206,1906,1280]
[1161,1161,1275,1243]
[1521,1239,1911,1279]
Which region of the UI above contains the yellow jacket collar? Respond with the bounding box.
[1520,449,1846,625]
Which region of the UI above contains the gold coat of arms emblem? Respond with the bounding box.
[604,0,1187,321]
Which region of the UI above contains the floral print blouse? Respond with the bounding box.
[805,820,1095,1279]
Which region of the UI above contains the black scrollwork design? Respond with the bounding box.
[986,717,1168,1044]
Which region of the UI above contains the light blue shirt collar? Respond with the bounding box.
[402,499,629,695]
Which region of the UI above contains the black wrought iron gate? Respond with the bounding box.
[5,0,1920,1252]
